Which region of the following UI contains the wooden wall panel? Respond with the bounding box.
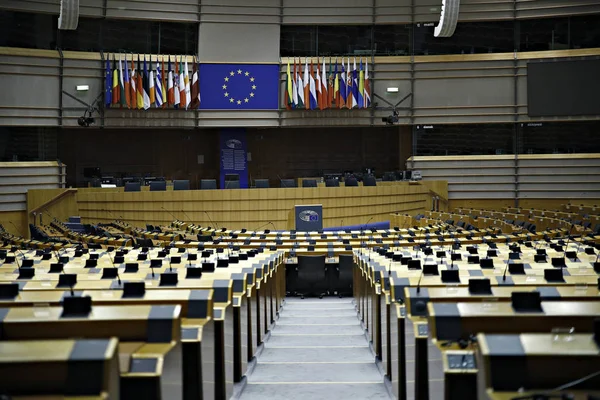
[74,182,440,230]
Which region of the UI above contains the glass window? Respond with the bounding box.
[373,25,410,56]
[317,25,372,56]
[59,17,103,52]
[0,11,57,50]
[519,121,600,154]
[519,17,569,52]
[413,21,515,55]
[280,26,316,56]
[160,22,198,54]
[416,124,514,156]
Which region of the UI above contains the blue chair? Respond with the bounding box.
[225,181,240,189]
[281,179,296,188]
[255,179,270,188]
[124,182,141,192]
[173,180,190,191]
[200,179,217,190]
[363,176,377,187]
[302,179,317,188]
[325,179,339,187]
[149,181,166,191]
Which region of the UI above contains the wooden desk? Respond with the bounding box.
[0,338,119,398]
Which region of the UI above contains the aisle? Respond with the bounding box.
[238,298,391,400]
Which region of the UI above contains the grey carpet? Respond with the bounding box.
[238,298,392,400]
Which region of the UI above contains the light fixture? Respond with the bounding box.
[386,87,399,93]
[76,85,89,91]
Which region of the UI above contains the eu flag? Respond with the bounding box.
[199,64,279,110]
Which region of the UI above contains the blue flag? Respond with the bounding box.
[199,64,279,110]
[105,58,112,106]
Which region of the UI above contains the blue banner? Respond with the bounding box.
[200,64,279,110]
[219,129,248,189]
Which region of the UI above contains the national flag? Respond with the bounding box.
[119,54,126,108]
[173,56,180,109]
[161,58,167,108]
[315,59,323,110]
[333,61,339,109]
[184,58,191,109]
[142,56,150,110]
[358,58,365,109]
[346,58,353,108]
[198,64,279,109]
[321,58,328,110]
[309,61,318,110]
[285,59,293,110]
[136,55,143,109]
[352,58,359,109]
[339,59,347,109]
[179,57,186,108]
[149,60,155,106]
[364,60,371,108]
[292,60,298,108]
[155,60,163,108]
[190,58,200,109]
[112,55,119,105]
[167,57,174,107]
[303,58,310,110]
[104,58,112,106]
[129,57,136,109]
[327,58,334,108]
[296,58,304,109]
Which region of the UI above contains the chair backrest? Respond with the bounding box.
[363,175,377,186]
[173,180,190,191]
[255,179,270,188]
[124,182,141,192]
[345,176,358,187]
[149,181,166,191]
[325,179,339,187]
[302,179,317,188]
[297,255,326,277]
[200,179,217,190]
[225,181,240,189]
[281,179,296,188]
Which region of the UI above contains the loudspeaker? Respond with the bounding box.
[58,0,80,30]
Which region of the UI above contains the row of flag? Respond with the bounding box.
[105,55,201,110]
[284,57,371,110]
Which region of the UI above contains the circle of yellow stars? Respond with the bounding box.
[222,69,257,106]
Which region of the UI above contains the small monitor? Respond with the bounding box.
[467,256,480,264]
[441,269,460,283]
[551,257,566,268]
[536,249,547,256]
[511,291,542,312]
[423,264,438,275]
[451,253,461,261]
[508,263,525,275]
[480,258,494,269]
[186,268,202,279]
[202,262,215,273]
[407,260,421,270]
[124,263,139,273]
[123,282,145,298]
[509,252,520,260]
[150,259,162,268]
[85,259,97,268]
[468,278,492,295]
[534,254,547,263]
[544,268,564,282]
[159,272,178,286]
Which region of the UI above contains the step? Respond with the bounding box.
[265,334,369,348]
[271,323,364,336]
[249,362,382,383]
[241,383,391,400]
[258,346,374,363]
[277,315,360,326]
[282,309,358,318]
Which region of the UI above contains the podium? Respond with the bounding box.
[287,204,323,231]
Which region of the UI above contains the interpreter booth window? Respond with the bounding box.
[415,124,514,156]
[280,26,317,56]
[412,21,515,55]
[519,14,600,52]
[373,25,410,56]
[519,121,600,155]
[0,11,57,50]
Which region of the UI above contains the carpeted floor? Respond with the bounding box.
[238,298,392,400]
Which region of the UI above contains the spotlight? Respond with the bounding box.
[77,116,95,127]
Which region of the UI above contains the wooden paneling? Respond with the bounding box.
[412,154,600,206]
[26,188,79,226]
[0,210,28,238]
[73,182,441,230]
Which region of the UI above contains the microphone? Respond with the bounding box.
[253,221,271,232]
[161,206,178,222]
[362,217,374,235]
[180,210,192,222]
[102,208,119,222]
[108,252,122,285]
[203,211,219,231]
[502,260,509,282]
[562,224,575,262]
[269,222,276,232]
[416,267,425,294]
[8,221,26,238]
[340,219,344,230]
